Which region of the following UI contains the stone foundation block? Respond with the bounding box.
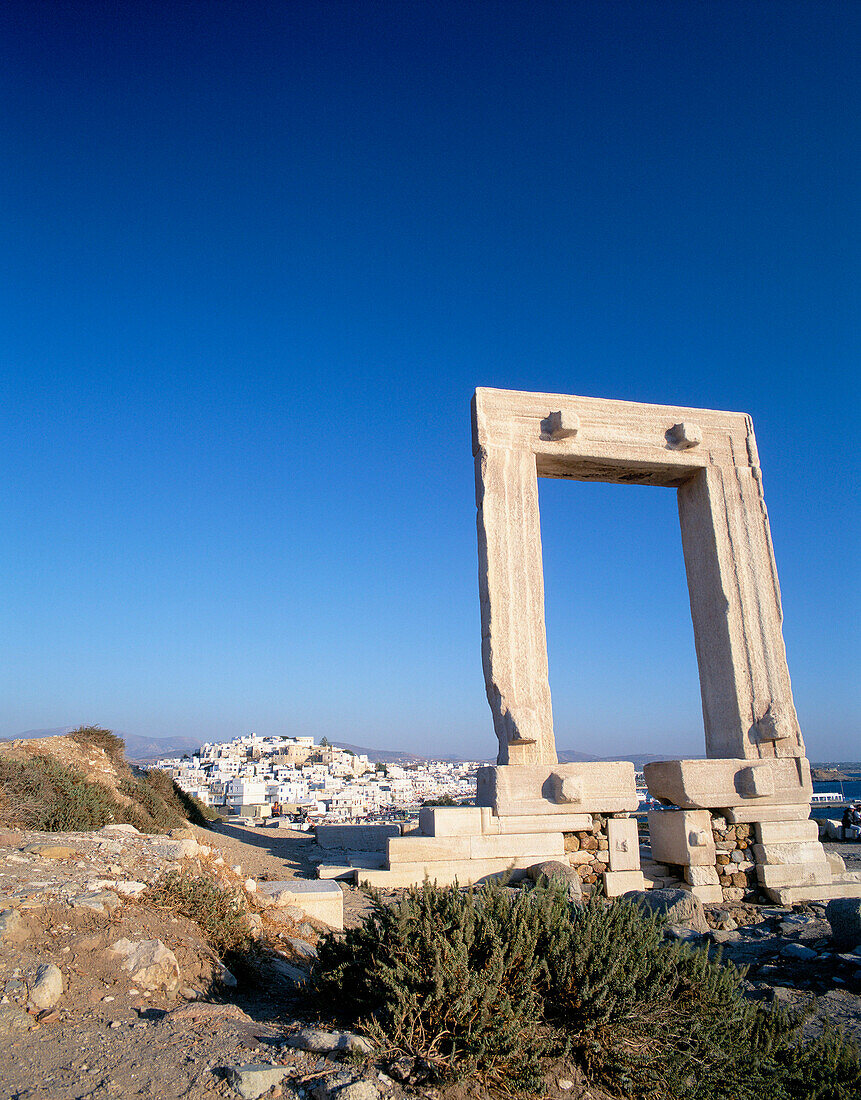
[684,865,720,887]
[490,813,593,834]
[417,807,486,837]
[603,870,645,898]
[388,836,471,863]
[756,863,832,888]
[725,804,811,824]
[470,832,564,861]
[751,840,828,866]
[644,758,812,811]
[648,809,715,866]
[754,819,819,844]
[477,762,637,816]
[608,818,640,872]
[679,882,723,904]
[764,880,861,905]
[357,856,538,889]
[314,824,401,851]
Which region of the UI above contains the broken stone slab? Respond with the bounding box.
[224,1064,290,1100]
[108,938,181,992]
[333,1083,379,1100]
[69,890,121,915]
[643,758,812,810]
[288,937,318,960]
[257,880,343,930]
[0,1004,34,1034]
[28,963,63,1010]
[24,844,77,859]
[269,958,308,989]
[624,888,709,934]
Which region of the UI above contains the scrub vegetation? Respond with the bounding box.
[313,880,860,1099]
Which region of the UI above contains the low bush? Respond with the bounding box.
[312,880,861,1100]
[0,755,118,831]
[144,869,251,960]
[314,879,556,1090]
[0,738,218,834]
[538,892,861,1099]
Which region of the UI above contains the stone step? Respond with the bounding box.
[357,855,540,889]
[764,880,861,905]
[756,862,832,889]
[387,830,563,866]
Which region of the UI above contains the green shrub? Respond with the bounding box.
[314,879,558,1089]
[0,755,118,831]
[312,881,860,1100]
[144,869,251,959]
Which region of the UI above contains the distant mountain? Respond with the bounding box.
[331,741,429,764]
[557,749,679,771]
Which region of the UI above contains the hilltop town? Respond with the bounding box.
[155,735,480,825]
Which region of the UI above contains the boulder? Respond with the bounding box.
[224,1064,290,1100]
[625,888,709,934]
[108,938,181,992]
[29,963,63,1010]
[527,861,583,901]
[827,898,861,952]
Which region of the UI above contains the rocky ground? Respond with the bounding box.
[0,825,859,1100]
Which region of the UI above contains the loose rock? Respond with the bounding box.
[224,1063,290,1100]
[29,963,63,1010]
[108,938,181,992]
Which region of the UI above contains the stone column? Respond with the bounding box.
[475,443,557,765]
[677,443,803,762]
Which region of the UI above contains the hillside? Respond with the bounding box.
[0,727,215,833]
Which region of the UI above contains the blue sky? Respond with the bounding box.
[1,2,858,759]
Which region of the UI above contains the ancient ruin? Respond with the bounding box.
[322,387,860,902]
[470,386,860,904]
